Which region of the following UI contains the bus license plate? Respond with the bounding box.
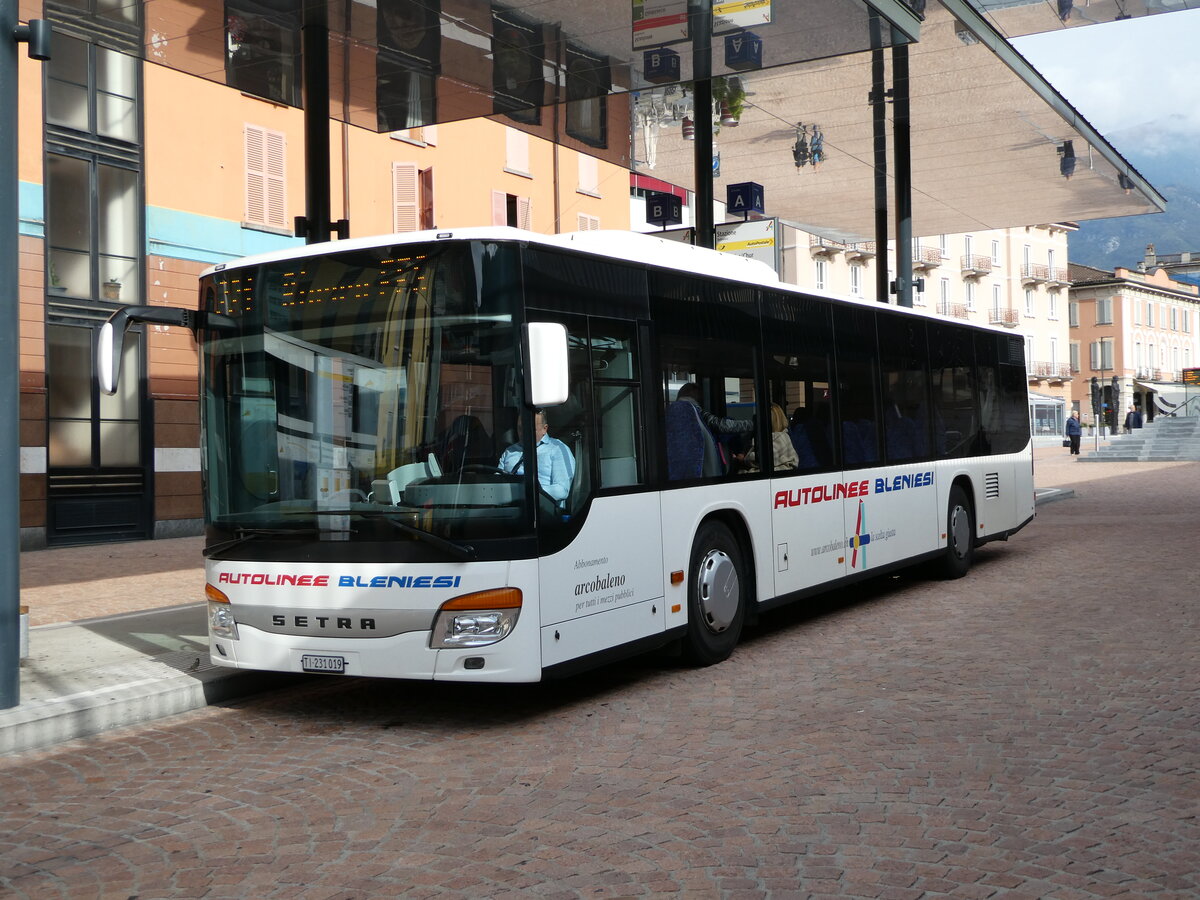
[301,654,345,674]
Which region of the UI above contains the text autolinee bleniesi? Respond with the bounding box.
[774,471,933,509]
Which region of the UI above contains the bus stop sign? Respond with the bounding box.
[646,191,683,228]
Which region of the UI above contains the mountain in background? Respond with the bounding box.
[1067,115,1200,271]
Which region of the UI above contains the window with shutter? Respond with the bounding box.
[577,155,599,196]
[576,213,599,231]
[517,196,532,229]
[505,128,530,175]
[245,124,286,229]
[393,162,419,232]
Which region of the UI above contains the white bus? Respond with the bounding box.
[99,227,1033,682]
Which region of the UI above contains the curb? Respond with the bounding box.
[1034,487,1075,505]
[0,664,300,756]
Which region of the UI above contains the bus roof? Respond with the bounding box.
[198,226,1013,335]
[200,226,781,287]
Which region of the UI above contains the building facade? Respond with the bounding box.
[16,0,630,548]
[1067,264,1199,429]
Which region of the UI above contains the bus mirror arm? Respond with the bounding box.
[97,306,234,394]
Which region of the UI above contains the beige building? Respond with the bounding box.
[1068,264,1199,428]
[779,222,1075,436]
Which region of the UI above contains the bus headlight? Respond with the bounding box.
[430,588,522,648]
[206,583,239,640]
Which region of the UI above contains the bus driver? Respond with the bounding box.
[498,409,576,503]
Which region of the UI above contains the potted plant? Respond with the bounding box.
[102,277,122,300]
[712,76,746,127]
[48,260,67,296]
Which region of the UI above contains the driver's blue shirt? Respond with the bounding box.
[498,435,575,501]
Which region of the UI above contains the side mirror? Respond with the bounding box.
[525,321,569,408]
[97,306,223,394]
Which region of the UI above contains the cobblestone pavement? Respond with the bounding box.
[3,457,1197,898]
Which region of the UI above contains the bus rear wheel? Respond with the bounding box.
[938,484,975,579]
[682,521,746,666]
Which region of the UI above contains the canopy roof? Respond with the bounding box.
[135,0,1169,240]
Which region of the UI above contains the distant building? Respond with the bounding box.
[1068,263,1199,428]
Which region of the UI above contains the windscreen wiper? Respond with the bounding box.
[309,509,477,561]
[204,525,330,557]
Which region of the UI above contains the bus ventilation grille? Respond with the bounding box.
[984,473,1000,500]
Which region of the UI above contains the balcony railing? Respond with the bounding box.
[912,245,943,269]
[1027,361,1073,382]
[937,302,970,319]
[1046,266,1071,287]
[988,306,1020,327]
[809,234,846,256]
[1021,263,1050,284]
[845,241,876,260]
[960,254,993,277]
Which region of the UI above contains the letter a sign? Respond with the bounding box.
[726,181,764,219]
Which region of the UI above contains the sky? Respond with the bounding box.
[1013,8,1200,140]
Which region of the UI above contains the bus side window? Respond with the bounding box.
[587,320,642,489]
[650,273,761,481]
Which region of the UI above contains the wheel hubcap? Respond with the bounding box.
[949,504,970,558]
[697,549,739,633]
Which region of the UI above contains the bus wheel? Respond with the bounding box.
[683,521,746,666]
[939,485,975,579]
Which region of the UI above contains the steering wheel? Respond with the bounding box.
[459,464,510,476]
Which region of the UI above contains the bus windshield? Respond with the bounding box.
[199,239,536,548]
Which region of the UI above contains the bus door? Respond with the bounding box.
[763,292,847,595]
[533,315,665,667]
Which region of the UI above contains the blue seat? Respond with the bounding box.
[665,402,706,480]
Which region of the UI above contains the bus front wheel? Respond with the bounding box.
[682,521,746,666]
[938,484,975,579]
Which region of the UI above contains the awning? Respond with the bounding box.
[1028,390,1065,405]
[1133,380,1189,411]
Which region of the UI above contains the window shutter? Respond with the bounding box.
[264,129,286,228]
[505,127,529,173]
[423,125,437,145]
[516,196,532,230]
[492,191,508,226]
[578,155,598,194]
[393,162,419,233]
[245,124,266,224]
[576,213,599,232]
[419,166,435,230]
[245,124,286,228]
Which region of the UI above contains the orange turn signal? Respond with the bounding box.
[670,570,685,585]
[440,588,523,611]
[205,583,230,604]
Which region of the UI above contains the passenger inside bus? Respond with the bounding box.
[736,403,797,473]
[666,382,753,479]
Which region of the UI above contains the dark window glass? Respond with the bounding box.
[651,274,760,482]
[521,247,649,320]
[877,312,931,463]
[492,7,543,123]
[565,44,608,147]
[762,292,835,474]
[832,305,881,469]
[376,0,440,130]
[225,0,302,106]
[927,322,980,458]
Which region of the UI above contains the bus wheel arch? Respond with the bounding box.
[682,513,753,666]
[939,478,976,579]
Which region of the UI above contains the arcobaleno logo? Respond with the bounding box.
[575,573,625,596]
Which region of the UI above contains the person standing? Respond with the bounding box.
[1065,410,1082,455]
[1124,405,1143,432]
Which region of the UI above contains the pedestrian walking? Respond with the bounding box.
[1124,405,1143,432]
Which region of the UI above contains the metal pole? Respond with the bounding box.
[689,0,714,249]
[869,13,889,303]
[891,34,913,308]
[1,0,22,709]
[302,0,331,245]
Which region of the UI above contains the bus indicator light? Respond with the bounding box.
[670,570,684,585]
[671,604,681,614]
